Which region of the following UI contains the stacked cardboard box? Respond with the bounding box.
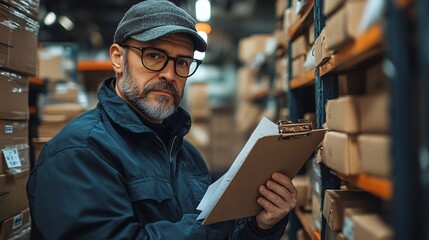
[322,62,391,178]
[0,1,39,238]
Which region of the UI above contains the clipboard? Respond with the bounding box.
[200,119,326,225]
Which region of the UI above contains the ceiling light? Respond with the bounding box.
[44,12,56,25]
[195,0,211,22]
[59,16,74,31]
[196,23,212,34]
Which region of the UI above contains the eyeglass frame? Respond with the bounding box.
[120,44,202,78]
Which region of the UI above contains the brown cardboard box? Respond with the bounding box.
[0,170,29,222]
[322,190,379,231]
[0,0,39,20]
[366,61,389,94]
[314,28,334,67]
[322,131,361,175]
[326,96,360,134]
[325,0,367,51]
[32,137,50,163]
[43,103,86,121]
[323,0,344,17]
[0,208,30,240]
[297,229,311,240]
[284,8,298,31]
[338,69,366,96]
[238,34,273,64]
[344,211,393,240]
[37,115,68,138]
[292,35,309,60]
[308,23,315,45]
[358,93,390,133]
[358,134,391,178]
[0,71,28,120]
[0,3,38,76]
[292,175,312,208]
[38,54,67,82]
[0,119,29,174]
[292,55,306,78]
[187,82,211,121]
[276,0,288,18]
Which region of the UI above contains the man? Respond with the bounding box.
[27,1,297,239]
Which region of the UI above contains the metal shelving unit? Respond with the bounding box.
[286,0,420,239]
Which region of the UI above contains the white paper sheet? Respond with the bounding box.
[197,117,279,221]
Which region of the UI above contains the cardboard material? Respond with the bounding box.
[338,69,366,96]
[292,175,312,208]
[292,55,306,78]
[345,212,393,240]
[358,134,391,178]
[366,61,389,94]
[0,3,38,76]
[31,137,50,163]
[323,0,344,17]
[0,120,29,174]
[276,0,288,18]
[325,0,367,51]
[322,131,361,175]
[322,190,379,231]
[0,170,29,222]
[358,93,390,133]
[0,71,28,120]
[292,35,309,60]
[314,28,333,67]
[187,82,211,121]
[0,0,39,20]
[326,96,360,134]
[0,208,30,240]
[202,128,326,225]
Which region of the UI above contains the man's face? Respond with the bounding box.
[116,34,195,123]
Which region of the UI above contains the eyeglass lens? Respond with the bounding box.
[142,48,199,77]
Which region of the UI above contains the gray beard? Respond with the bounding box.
[119,70,181,122]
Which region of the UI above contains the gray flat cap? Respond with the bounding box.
[114,0,207,52]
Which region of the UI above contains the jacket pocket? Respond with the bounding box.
[127,177,173,203]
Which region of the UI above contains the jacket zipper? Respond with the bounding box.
[154,134,181,215]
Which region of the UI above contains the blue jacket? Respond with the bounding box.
[27,78,288,239]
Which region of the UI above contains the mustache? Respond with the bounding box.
[144,81,178,95]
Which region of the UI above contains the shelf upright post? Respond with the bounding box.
[417,0,429,238]
[386,1,419,239]
[314,0,341,239]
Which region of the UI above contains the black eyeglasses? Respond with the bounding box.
[121,45,202,78]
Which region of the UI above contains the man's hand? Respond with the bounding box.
[255,172,297,230]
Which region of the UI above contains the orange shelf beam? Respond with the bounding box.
[396,0,412,9]
[290,69,315,89]
[289,0,314,41]
[77,60,113,71]
[295,207,320,240]
[319,25,384,76]
[337,173,393,201]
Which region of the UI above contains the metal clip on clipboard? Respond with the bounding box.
[278,120,312,140]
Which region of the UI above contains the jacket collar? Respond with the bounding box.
[97,77,191,136]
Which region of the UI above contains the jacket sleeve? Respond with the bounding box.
[228,216,289,240]
[26,147,234,240]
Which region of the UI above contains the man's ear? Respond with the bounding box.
[110,44,124,74]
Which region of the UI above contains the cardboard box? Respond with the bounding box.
[32,137,50,163]
[284,8,298,31]
[358,92,390,133]
[37,115,68,138]
[344,211,393,240]
[0,208,30,240]
[43,103,86,121]
[0,120,29,174]
[323,0,344,17]
[338,69,366,96]
[292,55,306,78]
[322,131,361,175]
[0,0,39,20]
[0,71,28,120]
[238,34,273,64]
[326,96,360,134]
[0,170,29,222]
[325,0,367,51]
[0,3,38,76]
[366,61,389,94]
[292,175,312,208]
[322,190,379,231]
[187,82,211,121]
[292,35,309,60]
[358,134,391,178]
[276,0,288,18]
[314,28,334,67]
[308,23,315,45]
